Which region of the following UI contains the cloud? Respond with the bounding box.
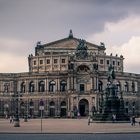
[0,52,28,73]
[0,38,33,73]
[0,38,33,55]
[87,15,140,73]
[1,0,140,42]
[110,36,140,73]
[1,1,140,73]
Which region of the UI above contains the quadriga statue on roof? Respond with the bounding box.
[76,39,88,59]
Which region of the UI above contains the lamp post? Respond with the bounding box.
[14,92,20,127]
[93,63,99,112]
[13,80,20,127]
[132,102,135,116]
[4,103,9,119]
[14,93,20,127]
[39,99,44,132]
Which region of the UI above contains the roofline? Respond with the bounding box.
[40,37,105,50]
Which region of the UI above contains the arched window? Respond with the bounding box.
[61,101,66,106]
[50,101,55,106]
[77,65,90,73]
[124,81,129,92]
[4,83,9,93]
[98,80,103,92]
[60,80,67,92]
[126,101,129,107]
[49,101,55,117]
[49,81,56,92]
[20,101,25,117]
[39,99,44,106]
[38,81,45,92]
[60,101,67,117]
[80,84,85,92]
[29,99,34,107]
[116,81,121,92]
[125,101,129,114]
[29,81,35,92]
[20,82,26,93]
[132,82,135,93]
[20,101,25,107]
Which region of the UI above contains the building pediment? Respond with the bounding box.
[40,37,105,51]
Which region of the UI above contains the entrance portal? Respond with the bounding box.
[60,101,67,117]
[78,99,89,116]
[49,101,55,117]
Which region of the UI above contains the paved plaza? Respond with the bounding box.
[0,118,140,134]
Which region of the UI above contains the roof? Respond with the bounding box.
[35,31,106,51]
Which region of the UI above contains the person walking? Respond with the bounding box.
[77,112,80,119]
[10,116,12,123]
[132,116,136,126]
[131,116,136,126]
[88,115,91,125]
[112,114,116,123]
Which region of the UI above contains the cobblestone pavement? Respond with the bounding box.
[0,118,140,133]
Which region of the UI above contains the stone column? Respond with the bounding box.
[46,78,49,93]
[44,78,47,94]
[57,78,60,92]
[35,79,38,93]
[26,80,29,94]
[45,98,48,117]
[67,77,70,91]
[56,97,60,117]
[34,99,39,117]
[92,75,94,91]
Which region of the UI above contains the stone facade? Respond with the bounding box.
[0,30,140,118]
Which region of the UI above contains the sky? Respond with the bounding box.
[0,0,140,73]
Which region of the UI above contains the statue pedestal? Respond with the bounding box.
[93,65,130,122]
[93,84,129,122]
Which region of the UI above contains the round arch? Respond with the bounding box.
[29,81,35,92]
[78,99,89,116]
[77,65,90,73]
[21,82,26,93]
[49,101,55,117]
[20,101,25,117]
[60,101,67,117]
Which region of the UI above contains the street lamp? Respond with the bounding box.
[39,99,44,132]
[13,80,20,127]
[132,102,135,116]
[14,91,20,127]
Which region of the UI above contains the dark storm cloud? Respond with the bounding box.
[0,0,140,55]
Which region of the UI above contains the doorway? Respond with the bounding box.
[78,99,89,116]
[60,101,67,117]
[49,101,55,117]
